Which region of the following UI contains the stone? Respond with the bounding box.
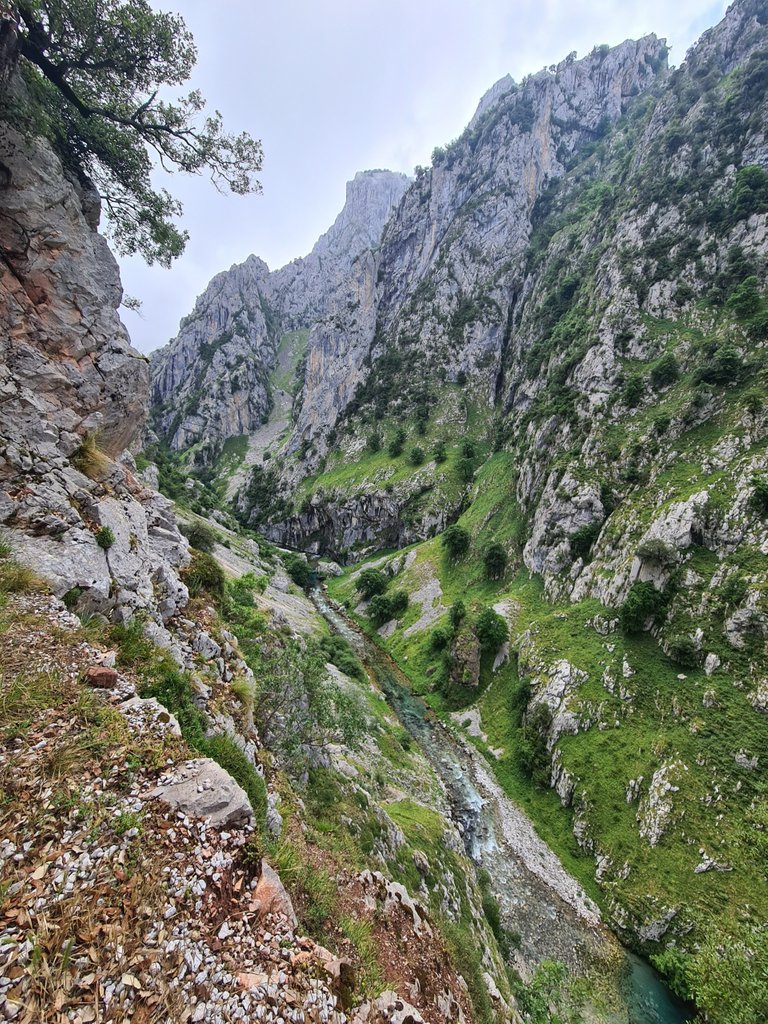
[149,758,253,827]
[83,665,118,689]
[254,861,298,929]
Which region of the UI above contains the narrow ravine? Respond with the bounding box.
[312,588,693,1024]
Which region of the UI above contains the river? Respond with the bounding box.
[312,589,693,1024]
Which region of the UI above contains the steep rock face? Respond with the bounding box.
[150,170,410,456]
[0,120,189,623]
[150,255,276,454]
[289,36,667,458]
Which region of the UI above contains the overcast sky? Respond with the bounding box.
[119,0,729,354]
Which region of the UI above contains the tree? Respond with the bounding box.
[355,568,388,599]
[483,542,508,580]
[449,599,466,630]
[475,608,509,651]
[433,440,447,463]
[441,523,470,561]
[408,445,424,466]
[388,427,406,457]
[8,1,263,265]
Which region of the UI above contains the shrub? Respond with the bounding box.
[449,599,466,629]
[728,276,762,320]
[430,626,451,652]
[185,550,226,601]
[368,594,394,626]
[388,428,406,457]
[697,345,742,385]
[284,554,312,588]
[408,446,425,466]
[668,635,699,667]
[319,633,365,682]
[456,457,475,484]
[475,608,509,651]
[483,542,508,580]
[750,476,768,515]
[461,440,476,460]
[388,590,409,617]
[732,164,768,221]
[636,538,678,565]
[355,568,389,599]
[623,373,644,407]
[442,524,470,561]
[95,526,116,549]
[433,440,447,463]
[650,352,679,388]
[181,521,216,552]
[367,431,382,452]
[620,581,666,633]
[570,523,600,561]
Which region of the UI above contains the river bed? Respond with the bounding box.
[312,589,693,1024]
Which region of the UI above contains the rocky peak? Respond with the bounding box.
[150,168,410,455]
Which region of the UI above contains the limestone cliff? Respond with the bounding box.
[150,169,410,457]
[0,120,191,623]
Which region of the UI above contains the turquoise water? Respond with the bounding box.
[625,954,692,1024]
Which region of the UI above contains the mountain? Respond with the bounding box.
[150,169,410,460]
[153,2,768,1019]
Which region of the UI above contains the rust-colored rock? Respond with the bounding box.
[83,665,118,688]
[254,860,298,928]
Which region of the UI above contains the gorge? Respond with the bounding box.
[1,1,768,1023]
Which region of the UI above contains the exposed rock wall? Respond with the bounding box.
[150,170,410,455]
[0,120,190,624]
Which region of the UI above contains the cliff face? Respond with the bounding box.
[150,169,410,457]
[0,120,191,623]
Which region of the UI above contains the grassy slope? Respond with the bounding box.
[325,350,768,1014]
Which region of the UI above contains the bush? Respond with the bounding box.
[449,599,466,630]
[728,276,762,320]
[181,521,217,552]
[697,345,742,385]
[650,352,679,388]
[461,440,476,459]
[623,373,644,407]
[441,524,470,561]
[388,428,406,457]
[733,164,768,221]
[750,476,768,515]
[636,538,678,565]
[368,594,394,626]
[475,608,509,651]
[456,457,475,484]
[95,526,116,550]
[620,581,666,633]
[388,590,409,617]
[320,633,365,682]
[668,635,699,668]
[408,446,425,466]
[430,626,451,652]
[433,440,447,463]
[355,568,389,599]
[185,550,226,601]
[367,431,382,452]
[483,542,508,580]
[284,554,311,588]
[570,523,600,561]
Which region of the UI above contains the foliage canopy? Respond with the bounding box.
[9,1,263,265]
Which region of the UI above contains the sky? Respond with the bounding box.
[118,0,730,354]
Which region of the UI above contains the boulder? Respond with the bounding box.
[254,860,298,929]
[149,758,253,827]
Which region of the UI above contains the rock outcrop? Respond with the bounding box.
[150,170,410,456]
[0,120,191,624]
